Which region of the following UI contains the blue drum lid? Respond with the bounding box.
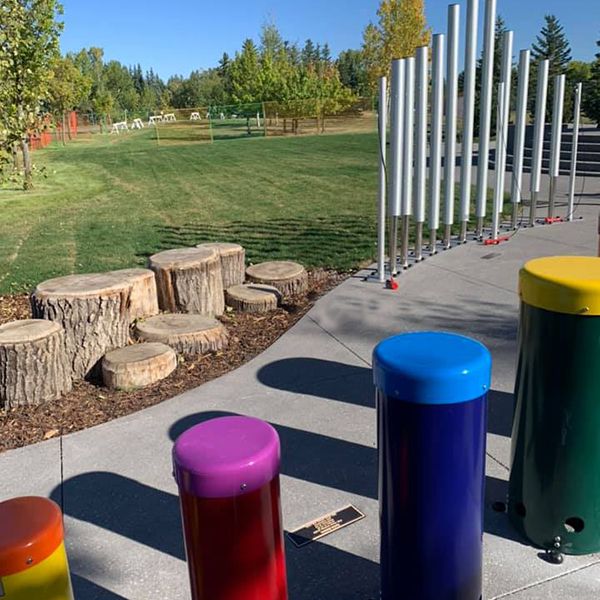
[373,331,492,405]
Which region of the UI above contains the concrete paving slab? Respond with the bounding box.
[0,172,598,599]
[491,562,600,599]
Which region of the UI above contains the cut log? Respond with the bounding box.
[225,284,281,314]
[31,273,132,380]
[246,261,308,297]
[110,268,159,320]
[102,342,177,391]
[0,320,72,408]
[135,314,228,355]
[148,247,225,316]
[196,242,245,289]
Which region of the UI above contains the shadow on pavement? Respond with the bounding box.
[487,389,514,438]
[54,471,379,599]
[285,538,379,600]
[256,357,514,438]
[71,573,128,600]
[170,411,378,500]
[51,472,185,561]
[256,358,374,408]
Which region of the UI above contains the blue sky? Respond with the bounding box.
[59,0,600,79]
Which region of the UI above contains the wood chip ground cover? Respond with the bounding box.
[0,270,347,453]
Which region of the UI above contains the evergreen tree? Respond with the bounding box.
[362,0,431,93]
[286,42,301,67]
[301,39,317,66]
[260,22,284,56]
[337,49,368,95]
[530,15,572,121]
[230,39,261,104]
[322,43,332,64]
[582,36,600,126]
[132,63,144,95]
[218,52,233,102]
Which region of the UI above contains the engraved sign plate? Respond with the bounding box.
[287,505,365,548]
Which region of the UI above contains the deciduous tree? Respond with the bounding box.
[0,0,63,189]
[361,0,430,93]
[48,56,92,143]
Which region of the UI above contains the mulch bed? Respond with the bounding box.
[0,270,348,453]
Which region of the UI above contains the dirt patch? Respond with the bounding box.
[0,270,348,453]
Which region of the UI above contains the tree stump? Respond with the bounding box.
[135,314,228,355]
[0,320,72,408]
[225,284,281,314]
[148,247,225,316]
[246,261,308,297]
[110,268,159,320]
[31,273,132,380]
[102,342,177,391]
[196,242,245,289]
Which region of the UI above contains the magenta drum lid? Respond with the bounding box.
[173,416,281,498]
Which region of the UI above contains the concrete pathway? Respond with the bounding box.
[1,178,599,599]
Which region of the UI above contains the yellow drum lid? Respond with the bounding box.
[519,256,600,316]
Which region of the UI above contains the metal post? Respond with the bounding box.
[377,77,388,281]
[475,0,497,238]
[443,4,460,250]
[497,31,513,217]
[388,59,405,276]
[548,74,566,218]
[492,83,506,241]
[414,46,428,262]
[401,57,415,269]
[529,60,550,227]
[429,34,445,255]
[567,83,583,222]
[459,0,479,243]
[511,50,531,229]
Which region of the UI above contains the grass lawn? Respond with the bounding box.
[0,129,381,294]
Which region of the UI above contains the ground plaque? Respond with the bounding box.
[286,505,365,548]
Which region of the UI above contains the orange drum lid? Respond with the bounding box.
[0,497,64,577]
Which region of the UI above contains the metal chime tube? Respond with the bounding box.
[459,0,479,243]
[429,34,445,255]
[548,74,566,218]
[567,83,583,222]
[529,60,549,227]
[510,49,531,229]
[443,4,460,249]
[492,82,506,241]
[475,0,497,238]
[388,59,405,276]
[414,46,429,262]
[377,76,388,281]
[401,57,415,269]
[497,31,513,216]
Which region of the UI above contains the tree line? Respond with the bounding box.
[2,0,600,191]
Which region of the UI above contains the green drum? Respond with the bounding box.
[509,256,600,555]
